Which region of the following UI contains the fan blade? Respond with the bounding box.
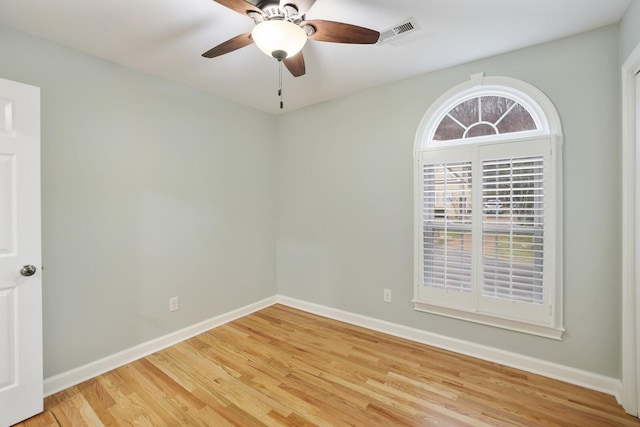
[283,51,306,77]
[280,0,316,16]
[303,20,380,44]
[202,32,254,58]
[212,0,263,16]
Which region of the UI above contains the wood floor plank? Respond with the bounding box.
[50,391,104,427]
[11,411,58,427]
[13,304,640,426]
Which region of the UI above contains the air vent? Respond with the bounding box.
[378,18,420,44]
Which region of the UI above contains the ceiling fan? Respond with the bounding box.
[202,0,381,78]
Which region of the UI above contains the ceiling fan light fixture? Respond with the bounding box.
[251,20,307,60]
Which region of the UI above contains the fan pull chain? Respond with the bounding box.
[278,60,284,109]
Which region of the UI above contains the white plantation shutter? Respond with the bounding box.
[422,161,473,293]
[481,156,544,304]
[417,147,475,311]
[476,140,554,324]
[416,138,558,332]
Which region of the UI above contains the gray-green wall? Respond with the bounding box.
[0,25,277,378]
[276,25,622,377]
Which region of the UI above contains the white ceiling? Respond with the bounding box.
[0,0,631,114]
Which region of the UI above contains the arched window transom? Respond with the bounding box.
[434,95,537,142]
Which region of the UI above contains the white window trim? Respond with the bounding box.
[413,73,564,340]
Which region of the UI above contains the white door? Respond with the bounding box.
[0,77,42,426]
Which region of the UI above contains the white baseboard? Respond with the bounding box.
[276,295,623,404]
[43,296,277,397]
[44,294,623,407]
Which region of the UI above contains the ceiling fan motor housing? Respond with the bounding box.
[252,2,302,23]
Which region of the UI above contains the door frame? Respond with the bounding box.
[622,41,640,416]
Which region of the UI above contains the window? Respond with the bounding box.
[414,74,563,339]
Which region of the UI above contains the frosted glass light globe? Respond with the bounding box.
[252,20,307,60]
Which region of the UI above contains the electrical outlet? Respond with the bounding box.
[383,289,392,303]
[169,297,180,312]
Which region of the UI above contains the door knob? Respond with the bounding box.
[20,265,37,277]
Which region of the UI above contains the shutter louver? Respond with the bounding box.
[481,156,544,304]
[423,161,473,293]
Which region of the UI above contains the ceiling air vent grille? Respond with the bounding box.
[378,18,420,44]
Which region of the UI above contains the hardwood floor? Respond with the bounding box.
[14,304,640,426]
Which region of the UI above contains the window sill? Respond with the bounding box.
[413,300,564,340]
